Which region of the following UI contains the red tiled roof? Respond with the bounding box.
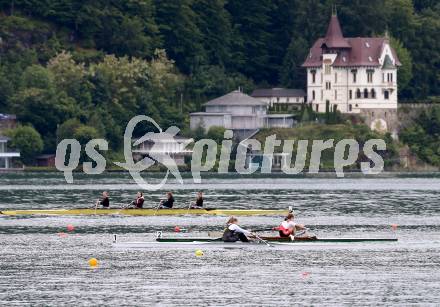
[302,15,401,68]
[322,15,351,49]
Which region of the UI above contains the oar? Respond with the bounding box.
[186,201,192,215]
[252,233,272,247]
[153,202,162,216]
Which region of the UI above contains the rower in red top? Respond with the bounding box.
[276,213,306,240]
[127,192,145,209]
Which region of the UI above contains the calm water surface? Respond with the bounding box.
[0,172,439,306]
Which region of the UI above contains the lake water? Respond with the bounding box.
[1,172,440,306]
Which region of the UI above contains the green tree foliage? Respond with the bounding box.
[0,0,439,160]
[7,125,43,164]
[206,126,226,144]
[400,106,440,165]
[154,0,205,73]
[390,37,413,95]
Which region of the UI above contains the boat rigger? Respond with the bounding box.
[0,208,289,216]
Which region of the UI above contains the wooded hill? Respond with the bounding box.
[0,0,438,161]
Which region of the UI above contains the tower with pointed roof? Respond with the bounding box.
[302,12,400,135]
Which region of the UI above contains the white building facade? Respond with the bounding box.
[0,137,20,170]
[190,90,294,137]
[302,14,400,133]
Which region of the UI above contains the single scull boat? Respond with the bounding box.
[112,235,398,249]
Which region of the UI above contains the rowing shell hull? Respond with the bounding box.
[113,237,398,249]
[0,208,288,216]
[156,237,398,243]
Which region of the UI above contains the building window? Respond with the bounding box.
[367,70,374,83]
[372,111,375,117]
[276,97,280,103]
[326,82,331,90]
[349,90,352,99]
[335,72,337,83]
[334,90,337,100]
[316,105,319,112]
[382,73,385,83]
[349,104,352,112]
[312,90,315,100]
[387,73,393,83]
[325,64,331,75]
[352,70,357,83]
[371,89,376,99]
[364,88,369,98]
[384,90,390,100]
[286,98,289,103]
[356,89,361,99]
[311,70,316,83]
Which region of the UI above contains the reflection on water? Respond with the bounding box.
[0,172,439,305]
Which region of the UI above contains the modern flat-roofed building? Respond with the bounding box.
[251,88,306,112]
[190,90,295,139]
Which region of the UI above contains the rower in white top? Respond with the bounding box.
[222,216,253,242]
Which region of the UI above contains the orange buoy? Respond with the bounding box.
[174,226,181,233]
[88,258,98,267]
[67,224,75,232]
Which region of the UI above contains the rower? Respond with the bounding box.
[127,192,144,209]
[159,192,174,209]
[276,213,306,240]
[222,216,252,242]
[95,191,110,208]
[190,191,204,209]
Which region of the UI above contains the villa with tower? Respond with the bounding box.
[302,13,401,136]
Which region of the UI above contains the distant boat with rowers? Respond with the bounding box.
[0,208,290,216]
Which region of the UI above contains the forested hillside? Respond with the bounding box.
[0,0,439,157]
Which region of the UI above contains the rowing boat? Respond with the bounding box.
[0,208,288,216]
[156,236,398,243]
[112,236,398,249]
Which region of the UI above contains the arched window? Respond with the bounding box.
[356,89,361,99]
[371,89,376,99]
[364,88,369,99]
[312,90,315,100]
[384,90,389,100]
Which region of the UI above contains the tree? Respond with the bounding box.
[192,0,233,66]
[57,118,82,141]
[7,125,43,164]
[280,36,308,89]
[154,0,206,73]
[390,37,413,96]
[206,126,226,144]
[226,0,276,83]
